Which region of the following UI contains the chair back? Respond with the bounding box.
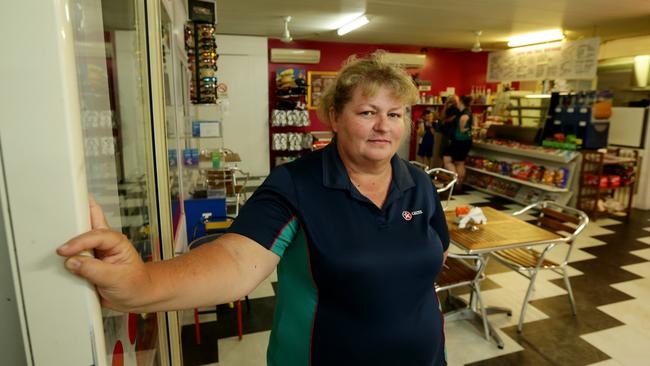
[409,160,429,171]
[514,201,589,264]
[206,167,249,216]
[188,233,224,250]
[435,253,484,292]
[427,168,458,210]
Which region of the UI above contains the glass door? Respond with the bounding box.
[98,0,188,364]
[2,0,186,364]
[97,0,173,363]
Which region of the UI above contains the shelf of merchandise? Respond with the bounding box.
[577,149,638,220]
[467,140,579,206]
[472,141,579,163]
[464,183,528,206]
[465,167,568,192]
[506,95,550,127]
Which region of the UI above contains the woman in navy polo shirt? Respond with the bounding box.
[58,52,450,366]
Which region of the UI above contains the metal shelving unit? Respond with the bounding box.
[466,140,579,205]
[577,149,639,219]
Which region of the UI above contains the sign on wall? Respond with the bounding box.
[307,71,337,110]
[487,37,600,82]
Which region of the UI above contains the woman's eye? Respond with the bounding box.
[359,111,375,117]
[388,112,402,118]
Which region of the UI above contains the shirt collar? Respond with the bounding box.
[322,140,415,192]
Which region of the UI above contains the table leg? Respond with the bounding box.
[444,295,507,349]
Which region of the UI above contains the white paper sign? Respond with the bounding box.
[200,121,221,137]
[487,37,600,82]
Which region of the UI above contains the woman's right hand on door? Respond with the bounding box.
[56,198,151,312]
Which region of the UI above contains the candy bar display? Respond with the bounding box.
[185,22,219,104]
[466,155,569,189]
[464,173,519,198]
[474,138,579,162]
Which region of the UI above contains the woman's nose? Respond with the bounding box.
[373,114,390,131]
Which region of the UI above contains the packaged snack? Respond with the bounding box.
[529,166,543,183]
[542,169,555,186]
[599,176,609,188]
[499,161,511,176]
[554,167,569,188]
[512,162,535,180]
[609,175,621,188]
[484,160,494,172]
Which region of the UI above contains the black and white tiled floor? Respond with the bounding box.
[181,188,650,366]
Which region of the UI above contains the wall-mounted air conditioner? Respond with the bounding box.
[383,52,426,68]
[270,48,321,64]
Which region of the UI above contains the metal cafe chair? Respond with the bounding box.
[435,253,494,344]
[188,217,250,343]
[430,168,502,346]
[490,201,589,332]
[409,160,429,171]
[206,166,250,216]
[427,168,458,210]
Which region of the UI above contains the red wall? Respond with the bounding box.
[267,39,496,158]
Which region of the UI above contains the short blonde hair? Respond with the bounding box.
[317,50,419,127]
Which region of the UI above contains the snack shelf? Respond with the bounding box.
[467,139,578,206]
[577,149,638,219]
[465,167,568,192]
[473,141,578,163]
[464,183,528,206]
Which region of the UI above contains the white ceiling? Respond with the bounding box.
[214,0,650,50]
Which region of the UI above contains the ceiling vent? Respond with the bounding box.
[383,52,426,68]
[270,48,321,64]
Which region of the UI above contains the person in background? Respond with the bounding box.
[443,95,473,188]
[439,95,460,166]
[57,51,450,366]
[416,108,437,169]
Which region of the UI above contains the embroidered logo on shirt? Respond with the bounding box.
[402,210,423,221]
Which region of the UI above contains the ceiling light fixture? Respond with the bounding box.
[337,15,369,36]
[507,29,565,47]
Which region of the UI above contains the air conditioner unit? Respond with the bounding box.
[270,48,321,64]
[383,52,426,68]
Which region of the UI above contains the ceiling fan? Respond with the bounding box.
[280,16,293,43]
[471,30,483,52]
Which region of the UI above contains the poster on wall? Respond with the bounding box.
[308,71,337,110]
[487,37,600,82]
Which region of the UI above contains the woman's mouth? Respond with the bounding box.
[367,138,390,144]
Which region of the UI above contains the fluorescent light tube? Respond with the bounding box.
[507,29,564,47]
[525,94,552,99]
[337,15,369,36]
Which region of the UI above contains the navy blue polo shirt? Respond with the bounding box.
[229,142,449,366]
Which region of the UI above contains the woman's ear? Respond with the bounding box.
[328,107,339,133]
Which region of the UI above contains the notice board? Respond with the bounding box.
[487,37,600,82]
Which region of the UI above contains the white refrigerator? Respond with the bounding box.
[1,0,187,364]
